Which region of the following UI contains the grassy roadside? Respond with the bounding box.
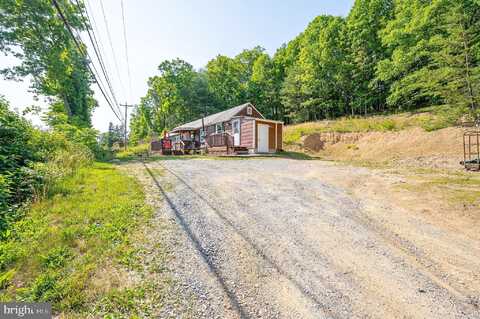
[0,162,169,317]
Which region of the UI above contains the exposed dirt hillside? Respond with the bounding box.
[283,112,469,170]
[295,127,464,169]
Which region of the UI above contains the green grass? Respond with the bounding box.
[116,144,150,161]
[0,162,155,316]
[283,106,463,145]
[398,170,480,206]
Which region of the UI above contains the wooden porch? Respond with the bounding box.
[171,130,201,154]
[205,132,248,155]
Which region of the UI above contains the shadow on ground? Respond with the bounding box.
[112,151,320,163]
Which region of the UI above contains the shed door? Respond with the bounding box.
[258,124,269,153]
[232,119,240,146]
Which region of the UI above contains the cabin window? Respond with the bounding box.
[247,106,252,115]
[199,128,205,142]
[182,132,191,140]
[215,123,224,133]
[232,119,240,134]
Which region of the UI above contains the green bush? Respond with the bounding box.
[1,97,39,225]
[0,98,94,231]
[115,144,149,161]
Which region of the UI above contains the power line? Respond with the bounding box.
[97,0,126,98]
[120,0,133,99]
[73,0,123,119]
[51,0,123,122]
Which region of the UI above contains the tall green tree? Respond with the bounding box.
[129,59,217,143]
[0,0,96,126]
[206,55,246,107]
[281,16,351,122]
[251,53,284,119]
[377,0,480,117]
[346,0,394,115]
[206,46,266,108]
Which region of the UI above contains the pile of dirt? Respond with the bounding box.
[303,132,365,151]
[296,127,465,169]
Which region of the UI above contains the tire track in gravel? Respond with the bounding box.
[175,163,478,318]
[140,159,480,318]
[144,162,339,318]
[143,163,249,319]
[287,176,480,312]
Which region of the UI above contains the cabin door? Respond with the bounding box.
[258,124,269,153]
[232,119,240,146]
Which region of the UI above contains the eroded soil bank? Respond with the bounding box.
[288,127,466,170]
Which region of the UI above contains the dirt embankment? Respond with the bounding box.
[292,127,465,169]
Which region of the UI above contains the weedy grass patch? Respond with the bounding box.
[398,170,480,207]
[116,144,150,161]
[0,162,156,316]
[283,106,462,145]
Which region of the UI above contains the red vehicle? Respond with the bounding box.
[150,132,172,155]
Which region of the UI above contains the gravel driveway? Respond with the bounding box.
[127,158,480,319]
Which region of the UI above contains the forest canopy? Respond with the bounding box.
[129,0,480,144]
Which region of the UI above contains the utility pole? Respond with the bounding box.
[120,102,137,150]
[201,105,211,150]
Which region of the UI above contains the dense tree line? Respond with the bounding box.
[0,0,96,127]
[0,1,102,222]
[130,0,480,143]
[99,122,125,150]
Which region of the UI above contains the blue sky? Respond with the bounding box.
[0,0,354,132]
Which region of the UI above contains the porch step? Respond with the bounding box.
[208,146,229,155]
[207,146,249,156]
[233,146,248,154]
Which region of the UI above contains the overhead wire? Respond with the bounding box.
[120,0,133,100]
[73,0,123,119]
[98,0,126,99]
[51,0,123,122]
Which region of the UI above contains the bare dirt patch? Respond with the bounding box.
[292,127,465,170]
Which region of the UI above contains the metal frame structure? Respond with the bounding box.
[462,122,480,171]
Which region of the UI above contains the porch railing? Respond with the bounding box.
[205,132,233,148]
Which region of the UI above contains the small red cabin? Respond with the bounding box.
[169,102,283,155]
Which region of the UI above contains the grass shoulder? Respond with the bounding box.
[0,162,169,317]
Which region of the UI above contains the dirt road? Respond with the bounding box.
[125,158,480,318]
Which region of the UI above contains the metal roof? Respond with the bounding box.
[170,102,263,132]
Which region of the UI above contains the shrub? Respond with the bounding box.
[115,144,149,161]
[0,97,39,226]
[40,247,72,269]
[0,98,94,231]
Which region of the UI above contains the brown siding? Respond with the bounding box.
[268,125,275,150]
[240,119,254,148]
[236,104,263,119]
[206,125,215,135]
[276,123,283,151]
